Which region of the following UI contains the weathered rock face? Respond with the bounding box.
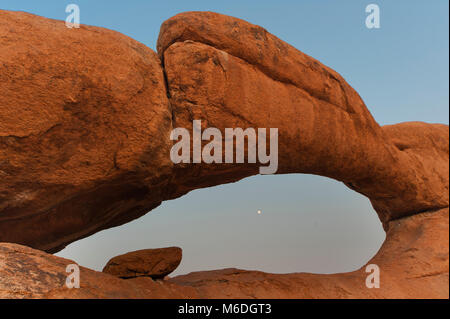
[102,247,182,279]
[0,10,173,253]
[0,10,448,298]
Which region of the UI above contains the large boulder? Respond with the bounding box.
[0,10,173,253]
[102,247,182,279]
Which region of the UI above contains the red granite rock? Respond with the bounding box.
[0,10,448,298]
[102,247,182,279]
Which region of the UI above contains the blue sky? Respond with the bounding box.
[1,1,448,275]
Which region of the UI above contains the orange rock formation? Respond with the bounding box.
[0,11,448,298]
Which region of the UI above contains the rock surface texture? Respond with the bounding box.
[0,243,195,298]
[0,10,173,253]
[102,247,182,279]
[0,10,448,298]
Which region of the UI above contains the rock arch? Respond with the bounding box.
[0,10,448,298]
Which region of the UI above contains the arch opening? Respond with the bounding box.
[56,174,386,277]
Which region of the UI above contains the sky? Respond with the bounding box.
[0,1,448,276]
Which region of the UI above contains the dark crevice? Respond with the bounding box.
[388,205,449,223]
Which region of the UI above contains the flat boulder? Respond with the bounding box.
[102,247,182,279]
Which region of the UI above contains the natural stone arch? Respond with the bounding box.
[0,10,447,298]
